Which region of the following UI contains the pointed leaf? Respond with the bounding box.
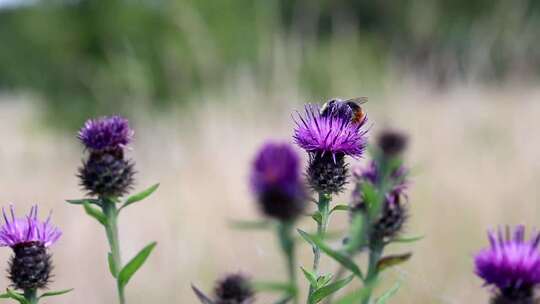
[376,253,412,272]
[300,266,318,287]
[66,199,100,206]
[120,183,160,211]
[5,289,28,304]
[330,205,350,214]
[191,285,215,304]
[297,229,363,279]
[317,274,333,288]
[118,242,157,287]
[83,203,106,225]
[311,211,322,225]
[39,288,74,298]
[335,287,371,304]
[389,235,425,244]
[229,220,272,230]
[375,281,402,304]
[311,275,354,303]
[108,252,118,277]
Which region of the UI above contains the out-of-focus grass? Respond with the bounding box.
[1,79,540,303]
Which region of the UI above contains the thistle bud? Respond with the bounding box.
[0,205,61,291]
[77,115,136,198]
[214,273,255,304]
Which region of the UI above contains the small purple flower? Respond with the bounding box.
[78,115,134,151]
[353,161,409,200]
[250,142,306,221]
[293,104,368,158]
[475,226,540,300]
[0,205,61,248]
[351,161,409,240]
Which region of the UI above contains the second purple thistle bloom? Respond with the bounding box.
[475,226,540,303]
[78,115,134,152]
[293,100,369,194]
[250,142,306,221]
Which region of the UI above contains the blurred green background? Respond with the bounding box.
[1,1,540,303]
[1,0,540,128]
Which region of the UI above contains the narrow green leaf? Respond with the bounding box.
[66,199,100,206]
[316,274,333,288]
[300,266,318,287]
[334,287,371,304]
[39,288,74,298]
[253,281,295,294]
[330,205,350,214]
[120,183,160,211]
[83,203,107,225]
[5,289,28,304]
[375,281,402,304]
[229,220,272,230]
[376,253,412,272]
[345,214,367,254]
[311,211,322,225]
[297,229,363,279]
[297,228,315,246]
[311,275,354,303]
[389,235,425,244]
[118,242,157,287]
[108,252,117,277]
[191,285,215,304]
[0,293,9,298]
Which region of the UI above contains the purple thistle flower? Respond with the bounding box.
[1,205,61,290]
[351,161,409,240]
[250,142,306,221]
[0,205,61,248]
[293,104,368,158]
[475,226,540,301]
[78,115,134,152]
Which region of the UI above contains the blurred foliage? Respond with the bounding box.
[0,0,539,128]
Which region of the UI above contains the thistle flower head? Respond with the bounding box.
[250,142,306,221]
[351,161,409,240]
[475,226,540,301]
[0,205,61,248]
[377,129,408,157]
[78,115,134,152]
[293,103,368,158]
[214,273,255,304]
[353,161,409,199]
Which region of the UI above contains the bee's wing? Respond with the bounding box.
[344,97,368,105]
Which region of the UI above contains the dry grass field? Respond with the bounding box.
[1,79,540,303]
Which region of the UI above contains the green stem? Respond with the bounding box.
[307,192,331,302]
[24,289,38,304]
[277,222,298,304]
[361,243,383,304]
[102,198,126,304]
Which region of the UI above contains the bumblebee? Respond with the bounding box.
[320,97,367,123]
[344,97,368,124]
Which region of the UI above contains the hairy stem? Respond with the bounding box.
[277,222,298,304]
[24,289,38,304]
[307,192,331,302]
[102,198,126,304]
[361,243,383,304]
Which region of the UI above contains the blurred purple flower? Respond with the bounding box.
[353,161,409,204]
[0,205,61,248]
[475,226,540,300]
[293,104,368,158]
[78,115,134,151]
[250,142,306,221]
